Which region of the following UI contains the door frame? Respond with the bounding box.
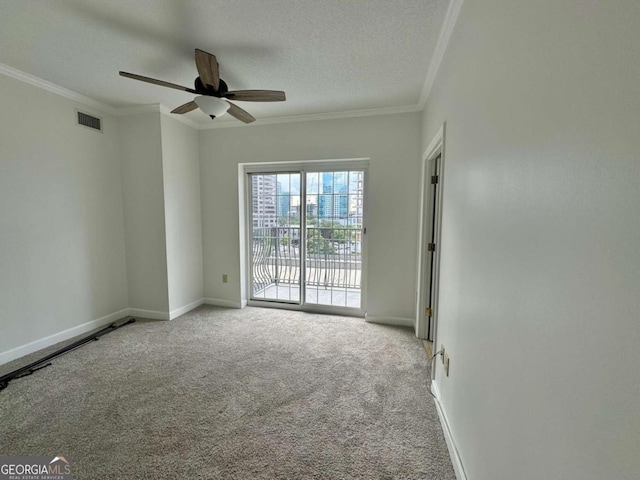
[416,124,446,340]
[241,158,369,317]
[246,170,303,306]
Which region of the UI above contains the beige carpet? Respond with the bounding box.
[0,306,455,479]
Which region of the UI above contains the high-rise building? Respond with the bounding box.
[306,201,317,218]
[318,172,349,219]
[277,181,291,218]
[251,175,277,228]
[348,171,364,227]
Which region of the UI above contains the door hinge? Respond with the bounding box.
[428,243,436,252]
[425,308,433,317]
[431,175,439,185]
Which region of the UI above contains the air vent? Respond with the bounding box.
[76,110,102,132]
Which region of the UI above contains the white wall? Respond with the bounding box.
[160,114,204,315]
[423,1,640,479]
[0,74,128,357]
[200,113,422,321]
[118,111,203,319]
[118,113,169,315]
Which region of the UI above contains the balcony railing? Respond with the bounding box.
[251,226,362,295]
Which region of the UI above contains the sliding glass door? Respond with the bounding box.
[248,167,365,312]
[249,173,301,303]
[304,171,363,308]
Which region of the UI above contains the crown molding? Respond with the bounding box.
[419,0,464,107]
[198,103,422,130]
[1,0,461,134]
[0,64,195,130]
[0,62,117,115]
[0,60,421,129]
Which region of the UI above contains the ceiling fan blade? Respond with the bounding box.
[224,90,286,102]
[171,101,198,114]
[119,71,197,93]
[195,49,220,90]
[225,102,256,124]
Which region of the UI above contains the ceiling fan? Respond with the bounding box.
[119,48,285,123]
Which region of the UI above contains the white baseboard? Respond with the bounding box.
[128,308,170,321]
[432,381,467,480]
[203,297,243,309]
[0,308,129,366]
[169,298,204,320]
[365,315,414,327]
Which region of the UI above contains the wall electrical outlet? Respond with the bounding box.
[444,354,450,377]
[440,344,445,363]
[222,274,228,283]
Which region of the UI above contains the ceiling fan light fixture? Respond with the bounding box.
[119,49,281,124]
[195,95,230,117]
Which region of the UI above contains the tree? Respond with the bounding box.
[306,227,335,255]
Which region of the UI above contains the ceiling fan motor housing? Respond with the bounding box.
[195,77,228,96]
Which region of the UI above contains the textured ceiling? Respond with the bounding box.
[0,0,450,124]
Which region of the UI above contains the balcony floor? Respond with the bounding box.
[253,283,361,309]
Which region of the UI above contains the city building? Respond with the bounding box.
[251,175,277,228]
[277,181,291,218]
[318,172,350,219]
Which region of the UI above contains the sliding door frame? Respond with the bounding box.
[243,159,369,317]
[247,170,303,305]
